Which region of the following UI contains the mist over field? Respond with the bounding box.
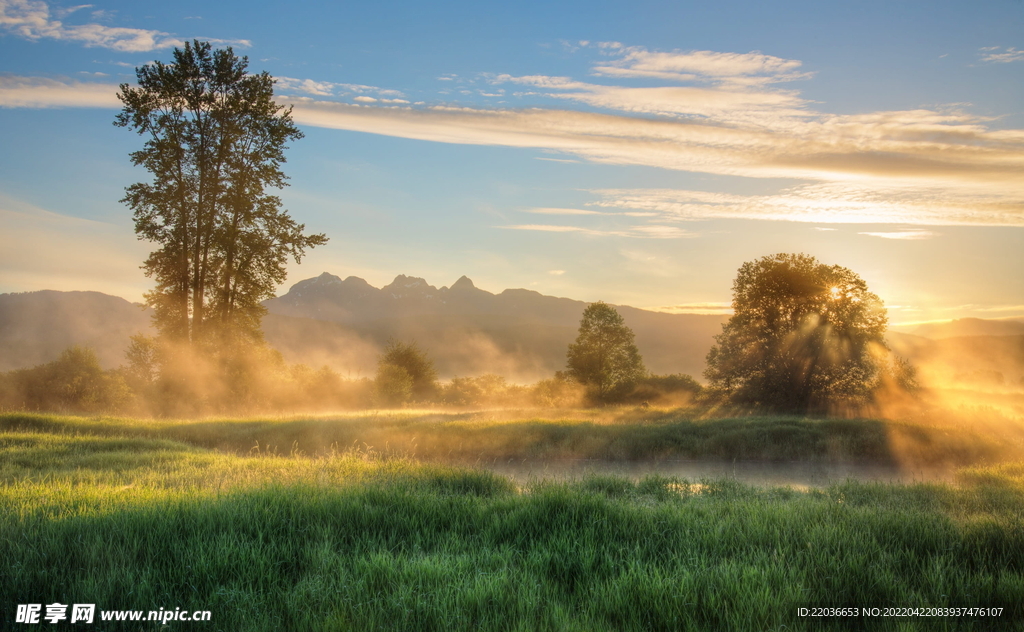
[3,278,1022,423]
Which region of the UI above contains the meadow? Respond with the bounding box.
[3,409,1024,631]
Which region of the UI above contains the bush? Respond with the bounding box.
[0,346,133,413]
[531,372,586,407]
[441,374,527,407]
[628,374,702,406]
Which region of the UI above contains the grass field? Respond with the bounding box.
[3,410,1024,631]
[4,406,1023,466]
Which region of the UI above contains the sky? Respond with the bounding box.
[0,0,1022,325]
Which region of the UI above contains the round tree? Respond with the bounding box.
[566,302,645,402]
[376,339,438,402]
[705,253,910,412]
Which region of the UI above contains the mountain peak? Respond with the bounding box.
[381,274,439,299]
[313,272,342,284]
[450,275,475,291]
[387,274,428,288]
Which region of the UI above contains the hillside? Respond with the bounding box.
[0,291,152,371]
[894,317,1024,339]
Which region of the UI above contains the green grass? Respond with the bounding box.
[4,408,1023,467]
[2,415,1024,630]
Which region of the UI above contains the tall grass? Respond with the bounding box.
[2,419,1024,630]
[4,409,1022,467]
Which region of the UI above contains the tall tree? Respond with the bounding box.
[566,302,646,402]
[705,253,913,412]
[115,40,326,348]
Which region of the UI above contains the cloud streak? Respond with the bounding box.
[2,38,1022,228]
[275,76,406,100]
[858,230,938,240]
[980,46,1024,63]
[589,45,811,87]
[500,223,694,239]
[651,302,733,315]
[0,75,119,108]
[0,0,249,52]
[590,183,1024,227]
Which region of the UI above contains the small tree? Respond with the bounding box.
[566,302,645,402]
[705,253,913,412]
[124,333,158,389]
[375,340,438,403]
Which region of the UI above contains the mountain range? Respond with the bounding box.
[262,273,726,380]
[2,274,1023,387]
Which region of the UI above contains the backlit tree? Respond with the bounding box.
[116,40,326,349]
[705,253,913,412]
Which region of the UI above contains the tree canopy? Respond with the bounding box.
[705,253,911,412]
[566,302,645,402]
[115,40,326,349]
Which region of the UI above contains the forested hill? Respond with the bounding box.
[0,291,151,372]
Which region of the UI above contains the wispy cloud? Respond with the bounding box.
[0,75,119,108]
[979,46,1024,63]
[3,39,1023,228]
[858,230,938,240]
[524,207,603,215]
[548,269,565,275]
[279,98,1020,187]
[0,0,249,51]
[492,72,809,126]
[590,182,1023,227]
[500,223,694,239]
[589,45,811,87]
[500,224,621,236]
[275,76,406,101]
[534,156,579,163]
[651,302,733,315]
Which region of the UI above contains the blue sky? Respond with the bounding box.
[1,0,1022,324]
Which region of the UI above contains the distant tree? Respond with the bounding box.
[375,340,438,403]
[441,374,524,407]
[124,333,158,388]
[705,253,913,412]
[115,40,327,349]
[566,302,646,402]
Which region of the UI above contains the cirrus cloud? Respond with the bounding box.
[2,38,1022,228]
[0,0,249,51]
